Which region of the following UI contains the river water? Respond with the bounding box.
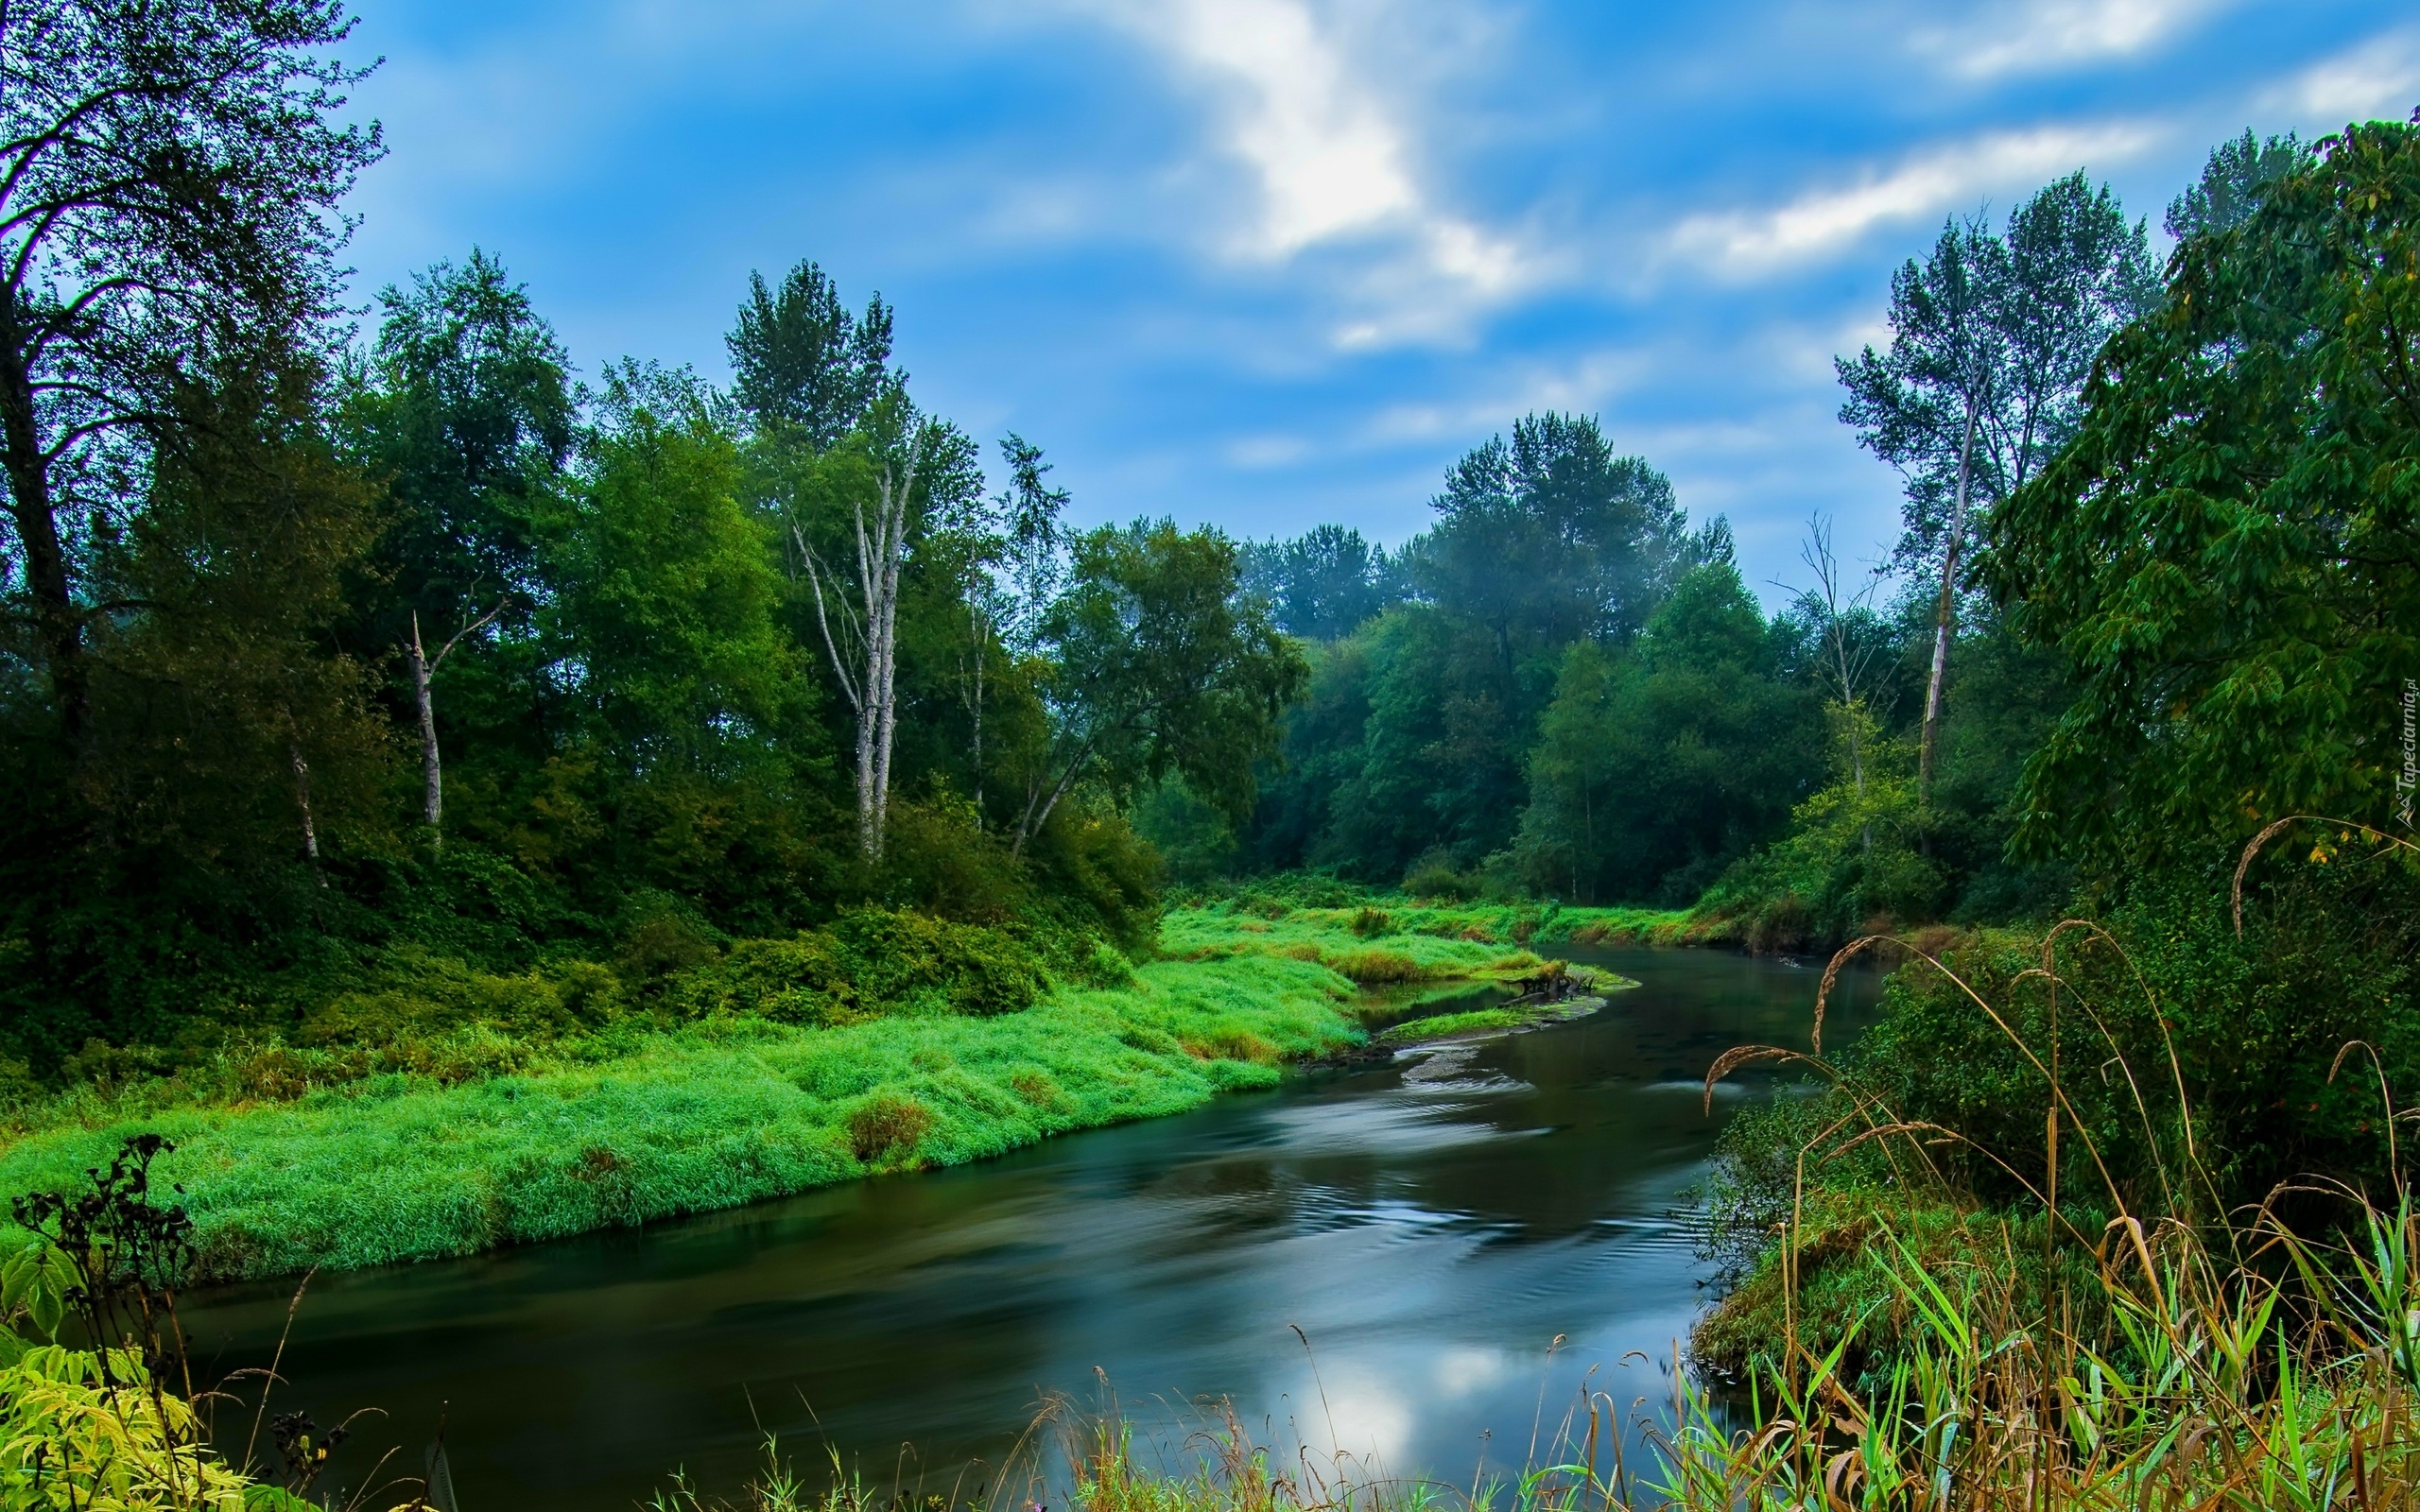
[179,946,1878,1511]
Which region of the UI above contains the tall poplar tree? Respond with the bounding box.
[1839,174,2153,802]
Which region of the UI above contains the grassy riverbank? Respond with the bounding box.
[1166,885,1722,965]
[0,950,1360,1279]
[0,895,1635,1280]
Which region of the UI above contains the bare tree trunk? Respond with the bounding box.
[1806,517,1874,856]
[964,597,988,827]
[409,612,442,833]
[1833,641,1873,859]
[870,462,910,850]
[1917,405,1979,805]
[802,438,924,859]
[405,602,505,845]
[1012,738,1095,863]
[800,532,870,848]
[0,332,87,746]
[289,740,324,881]
[851,619,878,857]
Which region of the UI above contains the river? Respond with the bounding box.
[178,946,1880,1510]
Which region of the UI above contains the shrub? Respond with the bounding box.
[844,1093,934,1165]
[297,951,627,1046]
[1402,850,1473,902]
[829,907,1045,1017]
[1327,948,1424,984]
[1348,906,1392,937]
[668,934,857,1024]
[665,908,1047,1024]
[613,912,719,984]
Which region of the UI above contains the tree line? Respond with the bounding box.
[1177,130,2379,954]
[0,0,1303,1065]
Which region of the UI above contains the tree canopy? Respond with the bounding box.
[1989,119,2420,871]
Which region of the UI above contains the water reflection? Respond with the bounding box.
[179,947,1878,1510]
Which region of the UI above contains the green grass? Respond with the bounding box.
[1166,892,1725,965]
[1374,1005,1523,1041]
[0,894,1672,1282]
[1158,898,1611,981]
[0,954,1361,1280]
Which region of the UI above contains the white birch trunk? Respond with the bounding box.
[405,603,503,845]
[1918,404,1979,803]
[410,611,441,833]
[289,739,323,881]
[804,437,924,859]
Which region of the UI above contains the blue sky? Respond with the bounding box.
[337,0,2419,602]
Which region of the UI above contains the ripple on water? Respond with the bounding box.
[1396,1045,1532,1091]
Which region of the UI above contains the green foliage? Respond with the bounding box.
[1695,713,1942,949]
[1701,125,2420,1390]
[1238,524,1401,641]
[1705,851,2420,1376]
[1245,418,1727,884]
[2166,129,2308,241]
[1988,119,2420,873]
[0,357,398,1061]
[1130,774,1243,886]
[0,238,1199,1065]
[1024,519,1308,839]
[821,906,1045,1017]
[0,1243,75,1343]
[0,0,381,754]
[1514,563,1824,903]
[553,363,821,782]
[1400,847,1476,902]
[1840,173,2157,573]
[349,248,575,640]
[727,258,899,446]
[1409,412,1694,648]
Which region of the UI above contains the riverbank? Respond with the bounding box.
[0,898,1632,1280]
[0,939,1771,1512]
[0,950,1363,1279]
[1166,889,1724,960]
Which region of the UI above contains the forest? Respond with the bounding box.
[0,134,2287,1068]
[3,0,2420,1507]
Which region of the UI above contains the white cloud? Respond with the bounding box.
[1226,433,1312,468]
[1357,347,1649,445]
[1667,121,2162,277]
[1919,0,2227,79]
[1150,0,1416,255]
[2265,28,2420,129]
[1081,0,1531,342]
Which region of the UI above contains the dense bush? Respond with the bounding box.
[1704,849,2420,1312]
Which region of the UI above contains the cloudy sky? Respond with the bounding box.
[337,0,2419,600]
